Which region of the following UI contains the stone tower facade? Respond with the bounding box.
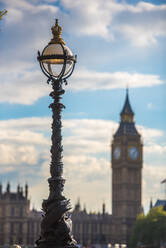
[111,90,143,244]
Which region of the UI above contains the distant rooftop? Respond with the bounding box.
[154,199,166,208]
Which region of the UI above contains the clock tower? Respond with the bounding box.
[111,90,143,244]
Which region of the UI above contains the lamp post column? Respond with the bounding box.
[36,19,77,248]
[48,79,66,201]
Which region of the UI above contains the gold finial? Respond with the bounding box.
[49,19,66,45]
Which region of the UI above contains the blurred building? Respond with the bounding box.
[72,200,112,246]
[0,183,41,247]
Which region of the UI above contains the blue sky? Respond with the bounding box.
[0,0,166,213]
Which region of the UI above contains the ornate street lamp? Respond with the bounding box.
[36,19,77,248]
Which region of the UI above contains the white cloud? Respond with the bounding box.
[0,140,44,166]
[3,0,58,15]
[0,129,49,145]
[69,68,163,91]
[60,0,166,46]
[61,0,114,39]
[5,8,23,24]
[3,0,35,11]
[0,66,163,104]
[137,125,166,161]
[137,125,163,142]
[116,22,166,47]
[0,117,50,131]
[0,67,50,104]
[0,117,51,167]
[145,144,166,155]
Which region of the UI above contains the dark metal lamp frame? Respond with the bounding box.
[37,43,77,82]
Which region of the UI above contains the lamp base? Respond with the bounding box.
[36,242,78,248]
[35,199,77,248]
[35,242,78,248]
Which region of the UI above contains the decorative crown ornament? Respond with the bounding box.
[49,19,66,45]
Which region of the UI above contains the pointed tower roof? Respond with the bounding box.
[120,89,134,116]
[114,89,140,137]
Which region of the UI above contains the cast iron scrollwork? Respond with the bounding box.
[36,78,77,248]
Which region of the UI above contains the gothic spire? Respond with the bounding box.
[120,88,134,123]
[114,89,140,137]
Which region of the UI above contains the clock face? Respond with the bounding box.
[113,146,121,159]
[129,147,139,160]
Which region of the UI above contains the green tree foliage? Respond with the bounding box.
[0,9,7,20]
[130,206,166,248]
